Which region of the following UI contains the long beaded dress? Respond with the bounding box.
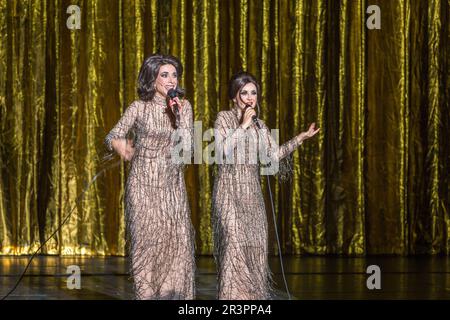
[212,106,303,300]
[105,96,195,300]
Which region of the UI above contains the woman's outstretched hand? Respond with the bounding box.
[297,122,320,144]
[112,139,135,161]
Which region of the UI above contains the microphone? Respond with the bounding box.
[245,104,261,129]
[167,88,181,127]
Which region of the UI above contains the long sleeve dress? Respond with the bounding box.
[105,95,195,300]
[212,106,303,300]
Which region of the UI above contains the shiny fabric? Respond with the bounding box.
[0,0,448,256]
[105,96,195,299]
[212,106,302,299]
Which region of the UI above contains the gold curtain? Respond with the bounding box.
[0,0,448,256]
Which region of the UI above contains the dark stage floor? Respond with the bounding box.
[1,256,450,300]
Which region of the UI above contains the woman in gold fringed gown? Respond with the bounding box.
[105,54,195,300]
[212,71,320,300]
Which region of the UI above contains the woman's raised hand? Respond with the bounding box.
[297,122,320,143]
[241,107,257,129]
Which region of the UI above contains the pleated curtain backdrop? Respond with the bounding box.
[0,0,448,256]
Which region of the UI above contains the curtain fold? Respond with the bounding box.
[0,0,448,256]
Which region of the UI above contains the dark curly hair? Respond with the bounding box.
[137,54,185,128]
[137,54,184,101]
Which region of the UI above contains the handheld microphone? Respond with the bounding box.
[245,104,261,129]
[167,88,181,127]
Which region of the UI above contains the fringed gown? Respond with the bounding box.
[212,106,303,300]
[105,95,195,300]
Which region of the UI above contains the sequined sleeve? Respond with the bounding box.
[258,120,303,162]
[104,101,139,151]
[214,111,246,160]
[178,99,194,158]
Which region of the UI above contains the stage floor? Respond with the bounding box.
[1,256,449,300]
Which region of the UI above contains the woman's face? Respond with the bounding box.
[154,64,178,98]
[234,82,258,109]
